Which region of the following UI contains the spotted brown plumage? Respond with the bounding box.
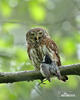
[26,27,68,81]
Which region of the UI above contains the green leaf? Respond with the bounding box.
[66,76,78,89]
[62,38,76,56]
[1,2,11,17]
[28,0,46,21]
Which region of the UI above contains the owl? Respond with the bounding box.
[26,27,68,81]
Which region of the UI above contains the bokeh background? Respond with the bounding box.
[0,0,80,100]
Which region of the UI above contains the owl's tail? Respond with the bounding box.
[61,75,68,82]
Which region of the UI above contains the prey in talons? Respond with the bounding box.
[40,54,67,82]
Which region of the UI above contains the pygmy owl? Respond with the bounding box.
[26,27,68,81]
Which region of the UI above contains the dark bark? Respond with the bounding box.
[0,64,79,83]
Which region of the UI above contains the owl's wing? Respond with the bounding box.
[27,44,32,60]
[44,36,61,66]
[44,37,68,81]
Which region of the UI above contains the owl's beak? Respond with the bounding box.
[35,35,39,42]
[36,35,39,40]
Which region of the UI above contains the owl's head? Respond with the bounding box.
[26,27,47,44]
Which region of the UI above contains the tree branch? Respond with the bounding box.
[0,64,80,84]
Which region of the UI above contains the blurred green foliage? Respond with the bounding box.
[0,0,80,100]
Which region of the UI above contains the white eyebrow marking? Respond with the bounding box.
[31,31,34,34]
[38,31,42,33]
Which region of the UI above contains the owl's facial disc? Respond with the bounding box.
[35,31,44,42]
[26,28,47,44]
[29,30,44,43]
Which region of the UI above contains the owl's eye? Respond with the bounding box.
[31,32,35,35]
[38,31,42,35]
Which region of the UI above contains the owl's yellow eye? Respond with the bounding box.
[38,31,42,35]
[31,32,35,35]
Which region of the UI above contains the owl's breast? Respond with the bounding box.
[29,45,49,70]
